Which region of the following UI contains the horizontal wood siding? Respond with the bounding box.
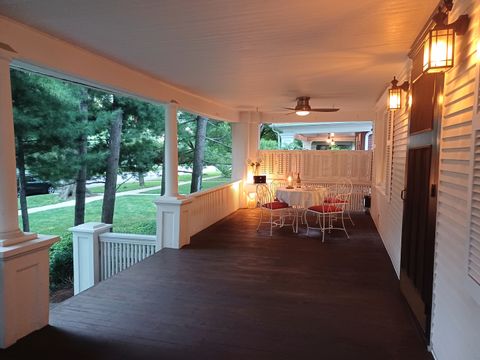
[371,64,410,276]
[430,1,480,359]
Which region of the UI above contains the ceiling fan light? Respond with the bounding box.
[296,110,310,116]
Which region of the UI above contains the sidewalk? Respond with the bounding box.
[19,176,221,215]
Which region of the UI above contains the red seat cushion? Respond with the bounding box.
[263,201,289,210]
[308,205,342,213]
[324,197,348,204]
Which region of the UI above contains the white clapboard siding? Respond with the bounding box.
[99,233,156,281]
[258,150,372,185]
[427,2,480,359]
[371,64,410,275]
[187,181,241,237]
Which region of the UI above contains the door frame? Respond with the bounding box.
[400,71,444,343]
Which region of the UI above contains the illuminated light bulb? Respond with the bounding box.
[296,110,310,116]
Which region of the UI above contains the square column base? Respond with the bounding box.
[0,234,59,348]
[155,196,192,249]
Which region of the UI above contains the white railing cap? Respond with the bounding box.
[69,222,112,234]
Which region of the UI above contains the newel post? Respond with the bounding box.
[70,222,112,295]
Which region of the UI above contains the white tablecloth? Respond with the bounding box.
[276,187,327,209]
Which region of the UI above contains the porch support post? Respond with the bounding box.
[232,112,260,208]
[0,43,59,349]
[232,113,250,182]
[155,101,191,249]
[0,46,36,246]
[164,101,179,197]
[302,140,312,150]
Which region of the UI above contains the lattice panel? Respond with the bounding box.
[258,150,372,184]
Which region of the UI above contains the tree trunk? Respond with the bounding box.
[190,116,208,193]
[138,172,145,187]
[101,109,123,224]
[16,136,30,232]
[74,89,89,226]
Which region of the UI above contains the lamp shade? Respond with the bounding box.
[388,87,402,110]
[423,27,455,73]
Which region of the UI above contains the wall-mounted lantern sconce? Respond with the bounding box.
[423,3,470,73]
[388,76,409,111]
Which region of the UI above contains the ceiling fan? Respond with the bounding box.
[285,96,340,116]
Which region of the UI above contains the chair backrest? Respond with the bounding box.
[337,178,353,196]
[256,184,274,206]
[269,180,280,195]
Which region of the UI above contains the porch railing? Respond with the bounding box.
[186,180,242,237]
[98,232,156,281]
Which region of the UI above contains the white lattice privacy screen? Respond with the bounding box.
[258,150,373,185]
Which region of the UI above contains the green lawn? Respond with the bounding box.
[88,171,222,194]
[18,193,64,209]
[27,195,158,237]
[21,171,224,209]
[88,180,162,194]
[143,177,231,195]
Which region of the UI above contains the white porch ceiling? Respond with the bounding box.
[0,0,438,117]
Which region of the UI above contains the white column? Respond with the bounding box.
[0,49,36,246]
[302,140,312,150]
[155,101,191,249]
[164,101,179,198]
[0,43,59,349]
[232,114,250,181]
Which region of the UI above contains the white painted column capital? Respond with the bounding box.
[164,101,180,198]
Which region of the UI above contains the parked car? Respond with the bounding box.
[17,176,55,196]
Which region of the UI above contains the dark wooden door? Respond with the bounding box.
[400,71,444,342]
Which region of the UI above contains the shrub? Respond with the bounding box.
[49,233,73,290]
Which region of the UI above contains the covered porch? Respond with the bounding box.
[0,210,431,360]
[0,0,479,359]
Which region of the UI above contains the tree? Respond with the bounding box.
[101,105,123,224]
[118,99,164,188]
[74,87,89,226]
[11,69,80,230]
[177,113,232,193]
[190,116,208,193]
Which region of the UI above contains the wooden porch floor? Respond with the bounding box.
[1,210,432,360]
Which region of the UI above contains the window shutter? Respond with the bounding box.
[469,132,480,286]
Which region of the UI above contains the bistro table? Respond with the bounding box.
[276,186,328,232]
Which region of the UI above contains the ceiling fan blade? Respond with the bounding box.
[283,107,296,111]
[311,108,340,112]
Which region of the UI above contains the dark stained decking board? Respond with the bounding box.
[1,210,432,359]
